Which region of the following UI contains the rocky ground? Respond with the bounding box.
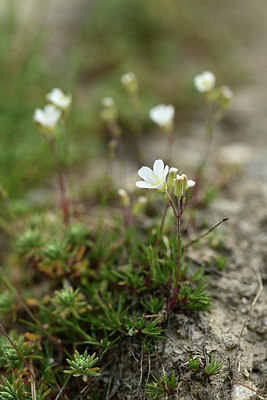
[114,1,267,397]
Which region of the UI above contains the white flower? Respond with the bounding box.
[194,71,216,93]
[149,104,175,131]
[174,174,195,198]
[34,105,61,131]
[46,88,72,110]
[136,159,169,192]
[121,72,136,86]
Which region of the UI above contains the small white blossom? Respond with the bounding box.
[194,71,216,93]
[121,72,135,86]
[136,159,169,192]
[149,104,175,131]
[174,174,195,198]
[34,105,61,131]
[46,88,72,110]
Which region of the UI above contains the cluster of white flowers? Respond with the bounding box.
[34,88,72,132]
[136,159,195,197]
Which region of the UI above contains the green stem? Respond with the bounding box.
[175,196,181,285]
[131,94,143,166]
[153,202,169,259]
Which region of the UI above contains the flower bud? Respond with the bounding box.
[167,167,178,192]
[220,85,233,111]
[174,174,195,198]
[118,188,130,207]
[121,72,138,95]
[174,174,187,198]
[100,97,117,122]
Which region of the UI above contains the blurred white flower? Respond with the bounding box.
[121,72,135,85]
[101,97,115,107]
[149,104,175,131]
[34,105,61,131]
[174,174,195,198]
[46,88,72,110]
[136,159,169,192]
[220,85,233,100]
[194,71,216,93]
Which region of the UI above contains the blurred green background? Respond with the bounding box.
[0,0,251,198]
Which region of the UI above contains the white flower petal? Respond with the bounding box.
[163,165,169,180]
[136,181,155,189]
[187,179,195,189]
[138,166,158,184]
[153,182,164,190]
[153,159,164,177]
